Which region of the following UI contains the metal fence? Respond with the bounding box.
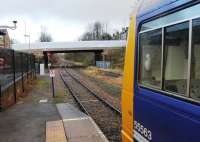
[0,48,35,109]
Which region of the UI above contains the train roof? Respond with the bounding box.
[137,0,192,18]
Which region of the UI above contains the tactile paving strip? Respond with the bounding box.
[46,120,67,142]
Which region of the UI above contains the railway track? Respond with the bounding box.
[66,68,121,114]
[60,68,122,142]
[66,68,121,111]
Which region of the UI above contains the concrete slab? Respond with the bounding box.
[69,136,106,142]
[63,119,100,138]
[57,103,87,119]
[56,103,109,142]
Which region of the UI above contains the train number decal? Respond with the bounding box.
[134,121,152,142]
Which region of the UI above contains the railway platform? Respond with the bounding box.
[46,103,109,142]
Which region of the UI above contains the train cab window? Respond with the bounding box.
[164,22,189,95]
[139,29,162,88]
[191,18,200,101]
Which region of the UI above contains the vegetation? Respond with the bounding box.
[106,48,125,69]
[53,90,65,104]
[65,52,94,65]
[80,22,113,41]
[36,78,50,89]
[39,26,53,42]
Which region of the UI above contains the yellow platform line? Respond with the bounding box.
[46,120,67,142]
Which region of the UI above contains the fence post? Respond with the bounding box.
[31,55,34,79]
[12,50,16,103]
[27,54,29,80]
[32,56,34,79]
[21,53,24,92]
[34,56,37,79]
[0,85,2,111]
[30,56,32,79]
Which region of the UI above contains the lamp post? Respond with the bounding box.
[0,21,17,48]
[24,34,31,53]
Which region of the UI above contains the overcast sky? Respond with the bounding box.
[0,0,136,43]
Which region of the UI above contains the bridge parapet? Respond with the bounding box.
[12,40,126,54]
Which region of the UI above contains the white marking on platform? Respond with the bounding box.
[39,99,48,103]
[63,117,89,122]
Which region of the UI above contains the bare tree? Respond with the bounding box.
[80,21,112,41]
[101,33,112,40]
[81,32,93,41]
[93,22,103,40]
[39,26,53,42]
[112,31,120,40]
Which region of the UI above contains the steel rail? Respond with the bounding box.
[60,71,89,115]
[60,69,122,142]
[65,68,122,116]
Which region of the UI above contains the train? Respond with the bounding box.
[122,1,200,142]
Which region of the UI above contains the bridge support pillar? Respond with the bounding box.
[94,51,103,65]
[43,52,49,69]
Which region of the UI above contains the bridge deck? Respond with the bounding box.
[12,40,126,53]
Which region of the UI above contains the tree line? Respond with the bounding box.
[80,22,124,41]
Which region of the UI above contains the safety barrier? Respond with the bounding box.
[0,48,36,111]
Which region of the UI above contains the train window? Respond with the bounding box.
[190,18,200,100]
[164,22,189,95]
[139,29,162,88]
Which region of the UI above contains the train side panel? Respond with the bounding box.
[134,88,200,142]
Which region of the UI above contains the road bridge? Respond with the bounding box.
[12,40,126,53]
[12,40,127,68]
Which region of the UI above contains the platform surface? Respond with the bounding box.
[56,103,109,142]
